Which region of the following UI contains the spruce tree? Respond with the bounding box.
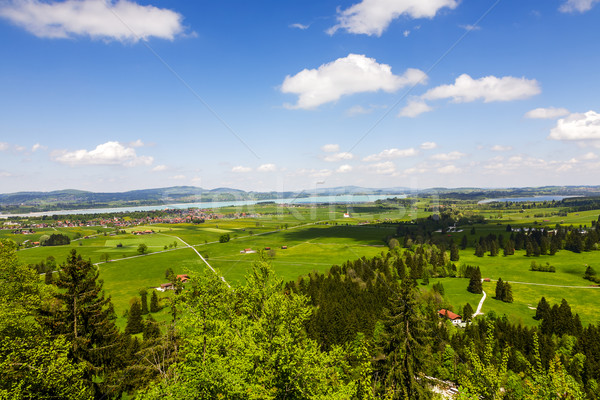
[150,290,160,313]
[460,234,468,250]
[450,243,460,262]
[463,303,474,322]
[43,249,121,397]
[380,278,431,399]
[535,296,550,320]
[495,278,505,301]
[467,267,482,294]
[126,298,143,335]
[140,289,149,315]
[503,282,513,303]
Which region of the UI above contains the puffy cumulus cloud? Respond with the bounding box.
[423,74,541,103]
[582,152,598,160]
[152,164,167,172]
[560,0,600,13]
[548,111,600,142]
[491,145,513,152]
[430,151,465,161]
[257,163,277,172]
[53,141,153,167]
[0,142,9,151]
[171,174,186,180]
[524,107,569,119]
[321,144,340,153]
[438,165,461,174]
[281,54,427,110]
[420,141,437,150]
[363,147,417,162]
[0,0,187,42]
[31,143,47,152]
[328,0,459,36]
[336,164,353,173]
[232,165,252,173]
[324,152,354,162]
[398,98,432,117]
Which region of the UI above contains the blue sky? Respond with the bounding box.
[1,0,599,193]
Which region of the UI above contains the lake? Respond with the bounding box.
[477,195,579,204]
[0,194,404,218]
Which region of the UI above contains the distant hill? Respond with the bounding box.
[2,185,600,214]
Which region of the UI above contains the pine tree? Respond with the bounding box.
[126,298,143,334]
[43,249,121,397]
[463,303,474,322]
[535,296,550,320]
[150,290,160,313]
[380,278,431,399]
[467,267,482,294]
[503,282,513,303]
[474,244,485,257]
[450,243,460,262]
[495,278,505,301]
[140,289,149,315]
[460,234,468,250]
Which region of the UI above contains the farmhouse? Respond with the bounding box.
[177,274,190,283]
[158,283,173,291]
[438,309,462,325]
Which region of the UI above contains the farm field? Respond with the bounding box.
[7,202,600,329]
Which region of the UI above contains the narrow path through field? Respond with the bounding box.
[473,290,487,318]
[161,234,230,288]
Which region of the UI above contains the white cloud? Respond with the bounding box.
[0,142,9,151]
[346,105,372,116]
[129,139,144,147]
[460,24,481,31]
[53,141,153,167]
[336,164,353,173]
[430,151,465,161]
[152,164,167,172]
[328,0,459,36]
[305,168,332,178]
[491,145,513,152]
[14,145,26,152]
[0,0,187,42]
[290,22,309,29]
[324,152,354,162]
[232,166,252,173]
[438,165,461,174]
[31,143,46,152]
[403,30,410,37]
[423,74,541,103]
[420,141,437,150]
[398,98,432,117]
[171,175,186,180]
[281,54,427,109]
[549,111,600,142]
[524,107,570,119]
[363,147,417,162]
[560,0,600,13]
[321,144,340,153]
[0,171,13,177]
[257,163,277,172]
[582,152,598,160]
[368,161,396,174]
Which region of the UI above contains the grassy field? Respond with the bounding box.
[7,202,600,329]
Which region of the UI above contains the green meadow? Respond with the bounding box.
[8,202,600,328]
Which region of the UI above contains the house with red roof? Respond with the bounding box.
[438,309,462,325]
